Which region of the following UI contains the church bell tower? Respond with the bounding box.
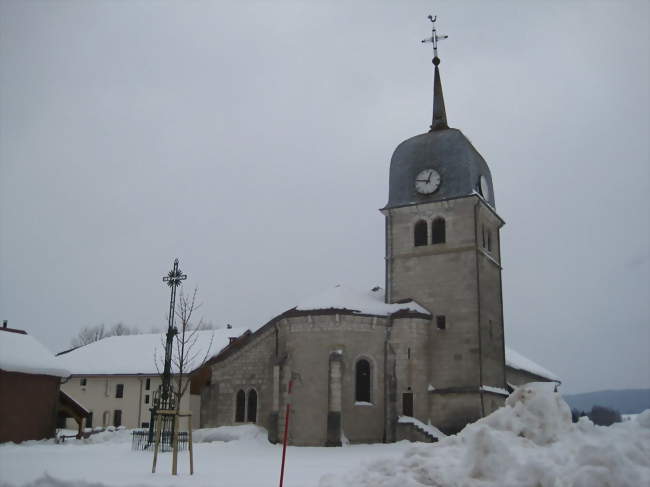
[381,17,507,432]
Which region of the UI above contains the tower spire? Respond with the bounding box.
[421,15,449,131]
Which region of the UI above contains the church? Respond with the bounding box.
[193,20,558,446]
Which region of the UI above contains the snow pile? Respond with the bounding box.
[294,285,429,317]
[192,424,268,443]
[321,383,650,487]
[0,330,70,378]
[81,427,133,445]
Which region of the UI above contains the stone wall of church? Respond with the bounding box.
[281,313,389,446]
[202,327,276,435]
[389,316,431,423]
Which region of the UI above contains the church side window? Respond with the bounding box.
[247,389,258,423]
[235,390,246,422]
[432,217,446,244]
[487,230,492,252]
[414,220,428,247]
[355,359,371,403]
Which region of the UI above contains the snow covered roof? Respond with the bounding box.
[0,330,70,378]
[505,346,561,382]
[293,285,430,316]
[55,328,248,376]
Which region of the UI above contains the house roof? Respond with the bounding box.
[55,328,247,376]
[505,346,561,382]
[0,329,70,378]
[293,285,430,317]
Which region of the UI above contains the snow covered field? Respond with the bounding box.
[1,384,649,487]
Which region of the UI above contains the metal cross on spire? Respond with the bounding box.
[421,15,448,62]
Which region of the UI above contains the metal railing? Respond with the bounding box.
[131,429,188,452]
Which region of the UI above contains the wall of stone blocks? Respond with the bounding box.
[203,328,276,434]
[283,314,389,445]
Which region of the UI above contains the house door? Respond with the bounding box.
[402,392,414,417]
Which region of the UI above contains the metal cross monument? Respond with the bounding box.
[160,258,187,407]
[421,15,448,61]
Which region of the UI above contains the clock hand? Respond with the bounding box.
[426,173,432,183]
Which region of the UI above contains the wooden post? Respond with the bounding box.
[188,413,194,475]
[171,414,179,475]
[278,379,293,487]
[151,414,163,473]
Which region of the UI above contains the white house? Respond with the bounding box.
[56,328,246,430]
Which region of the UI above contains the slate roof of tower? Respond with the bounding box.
[384,54,496,210]
[385,128,496,209]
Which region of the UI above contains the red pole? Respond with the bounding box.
[278,379,293,487]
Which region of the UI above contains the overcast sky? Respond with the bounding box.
[1,1,648,395]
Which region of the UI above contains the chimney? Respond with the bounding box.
[2,320,6,328]
[229,337,237,344]
[226,324,232,329]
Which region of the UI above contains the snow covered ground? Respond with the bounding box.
[1,384,648,487]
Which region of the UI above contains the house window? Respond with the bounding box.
[115,384,124,398]
[235,390,246,422]
[80,378,87,386]
[113,410,122,427]
[355,359,371,403]
[436,315,446,330]
[432,217,446,244]
[141,422,149,428]
[145,378,151,390]
[414,220,428,247]
[145,395,150,404]
[86,412,93,428]
[247,390,258,423]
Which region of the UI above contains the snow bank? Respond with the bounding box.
[192,424,268,443]
[0,331,70,378]
[321,383,650,487]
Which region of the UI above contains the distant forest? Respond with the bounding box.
[563,389,650,414]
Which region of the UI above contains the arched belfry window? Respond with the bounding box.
[247,389,258,423]
[355,359,371,403]
[432,217,446,244]
[414,220,428,247]
[235,390,246,422]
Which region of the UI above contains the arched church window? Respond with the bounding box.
[247,389,258,423]
[355,359,371,403]
[432,217,446,244]
[235,390,246,422]
[414,220,428,247]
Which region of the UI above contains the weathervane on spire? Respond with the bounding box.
[421,15,448,65]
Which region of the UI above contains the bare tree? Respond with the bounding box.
[169,288,213,414]
[70,322,138,347]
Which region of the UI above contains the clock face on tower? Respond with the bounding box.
[414,168,441,194]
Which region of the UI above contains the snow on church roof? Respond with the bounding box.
[505,346,561,382]
[293,285,430,316]
[55,328,248,376]
[0,329,70,378]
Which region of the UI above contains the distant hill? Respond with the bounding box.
[563,389,650,414]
